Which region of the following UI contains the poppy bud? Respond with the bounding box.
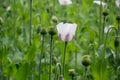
[48,26,56,36]
[52,16,58,23]
[40,28,47,35]
[68,69,75,77]
[82,55,91,67]
[114,36,120,48]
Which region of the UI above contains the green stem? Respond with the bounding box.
[1,46,5,80]
[39,35,45,80]
[29,0,32,80]
[104,27,118,53]
[49,35,53,80]
[29,0,32,45]
[84,67,87,80]
[117,19,120,35]
[57,63,62,75]
[75,52,77,69]
[13,0,16,39]
[1,62,4,80]
[63,42,68,77]
[55,63,62,80]
[71,75,74,80]
[115,47,118,66]
[102,15,106,44]
[99,0,103,45]
[102,27,118,80]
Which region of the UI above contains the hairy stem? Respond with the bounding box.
[39,35,45,80]
[117,19,120,34]
[63,42,68,77]
[99,0,103,45]
[29,0,32,80]
[29,0,32,45]
[49,36,53,80]
[84,67,87,80]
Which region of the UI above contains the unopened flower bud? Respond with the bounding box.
[82,55,91,67]
[48,26,56,36]
[52,16,58,23]
[69,69,75,77]
[114,36,120,48]
[40,28,47,35]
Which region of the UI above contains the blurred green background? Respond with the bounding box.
[0,0,120,80]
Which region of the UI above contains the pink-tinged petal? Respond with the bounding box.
[64,34,70,41]
[59,33,62,41]
[59,0,72,5]
[72,35,75,41]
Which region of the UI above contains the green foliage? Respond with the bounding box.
[0,0,120,80]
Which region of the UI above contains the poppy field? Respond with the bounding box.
[0,0,120,80]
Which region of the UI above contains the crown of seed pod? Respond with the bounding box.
[114,36,120,48]
[40,28,47,35]
[68,69,76,77]
[103,11,108,16]
[48,26,56,36]
[82,55,91,67]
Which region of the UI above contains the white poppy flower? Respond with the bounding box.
[93,0,107,7]
[58,0,72,6]
[56,22,77,42]
[116,0,120,8]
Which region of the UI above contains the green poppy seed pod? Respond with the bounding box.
[82,55,91,67]
[48,26,56,36]
[52,16,58,23]
[40,28,47,35]
[114,36,119,48]
[103,11,108,16]
[68,69,75,77]
[116,15,120,21]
